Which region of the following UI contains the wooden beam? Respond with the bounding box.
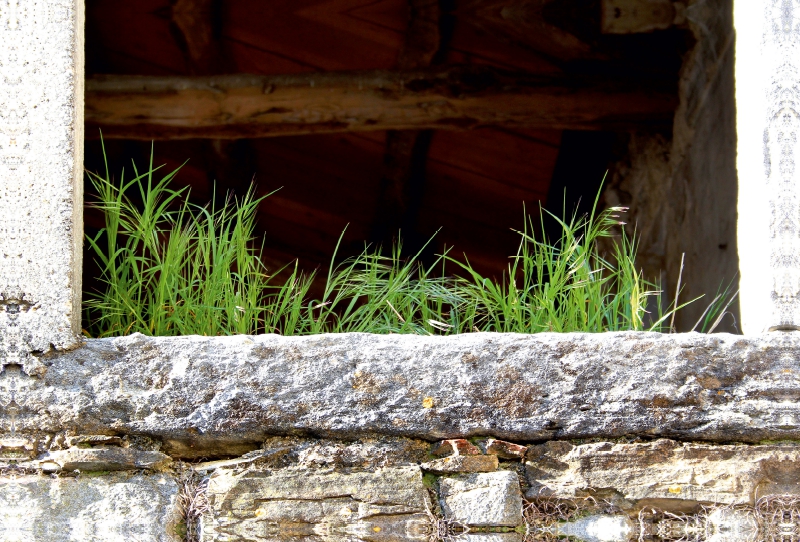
[85,67,677,139]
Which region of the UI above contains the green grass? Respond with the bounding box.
[691,276,739,333]
[84,148,688,338]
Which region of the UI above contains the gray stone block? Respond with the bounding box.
[38,446,172,472]
[0,472,178,541]
[525,439,800,505]
[16,331,800,457]
[439,471,522,526]
[461,534,522,542]
[556,515,633,542]
[200,466,430,541]
[422,455,499,474]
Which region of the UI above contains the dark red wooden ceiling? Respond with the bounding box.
[83,0,686,282]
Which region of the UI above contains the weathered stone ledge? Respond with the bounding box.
[9,331,800,457]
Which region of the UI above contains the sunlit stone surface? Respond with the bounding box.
[0,432,797,540]
[12,332,800,454]
[1,333,800,540]
[525,439,800,504]
[736,0,800,331]
[0,472,178,541]
[439,471,523,527]
[705,507,759,542]
[556,515,632,542]
[199,466,430,542]
[0,0,84,362]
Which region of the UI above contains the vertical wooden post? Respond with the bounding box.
[0,0,85,362]
[736,0,800,333]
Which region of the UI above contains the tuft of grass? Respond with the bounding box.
[446,202,664,333]
[84,143,316,337]
[84,148,688,337]
[692,276,739,333]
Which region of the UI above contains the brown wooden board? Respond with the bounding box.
[221,0,407,72]
[84,69,677,139]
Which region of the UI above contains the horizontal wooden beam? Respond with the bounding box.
[85,66,677,139]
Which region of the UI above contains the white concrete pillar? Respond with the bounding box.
[736,0,800,333]
[0,0,84,361]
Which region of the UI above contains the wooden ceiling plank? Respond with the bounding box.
[372,0,442,246]
[456,0,599,62]
[223,38,321,74]
[222,0,404,71]
[171,0,225,74]
[249,137,384,214]
[86,1,188,76]
[426,128,560,190]
[85,66,677,138]
[171,0,258,196]
[423,158,549,222]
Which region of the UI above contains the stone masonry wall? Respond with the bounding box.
[1,0,797,540]
[3,332,800,541]
[4,425,800,541]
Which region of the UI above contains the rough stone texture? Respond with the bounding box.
[431,439,481,457]
[11,332,800,457]
[66,434,123,447]
[481,439,527,459]
[0,0,84,361]
[285,436,431,470]
[703,508,759,542]
[604,0,739,332]
[462,535,522,542]
[200,466,430,541]
[38,446,172,472]
[0,435,794,542]
[422,455,499,474]
[439,471,522,526]
[525,439,800,506]
[0,472,179,541]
